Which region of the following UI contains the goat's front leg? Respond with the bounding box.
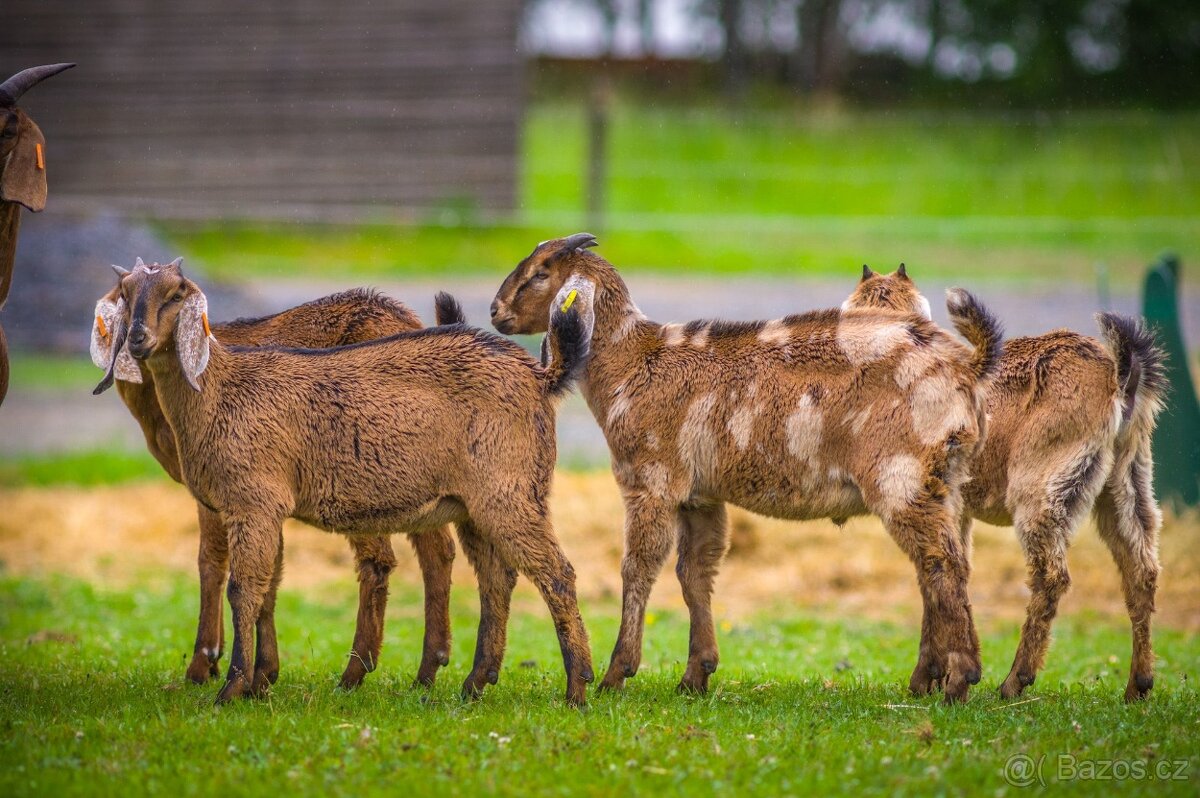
[250,534,285,697]
[600,494,675,692]
[675,502,729,694]
[216,515,282,704]
[410,526,455,688]
[340,535,397,690]
[186,504,228,684]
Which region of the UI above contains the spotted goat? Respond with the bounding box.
[95,260,594,706]
[92,263,459,691]
[844,264,1166,702]
[491,234,1003,703]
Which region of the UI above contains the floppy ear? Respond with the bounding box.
[176,290,212,391]
[1,113,48,212]
[90,297,142,383]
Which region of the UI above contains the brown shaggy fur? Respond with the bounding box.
[492,235,1002,703]
[845,266,1167,702]
[92,277,457,690]
[97,261,593,706]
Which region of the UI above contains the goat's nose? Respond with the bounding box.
[127,327,148,345]
[489,299,500,318]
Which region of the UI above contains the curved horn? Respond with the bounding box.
[111,264,130,278]
[0,63,76,108]
[561,232,598,253]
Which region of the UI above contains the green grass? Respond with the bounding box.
[0,449,167,488]
[1,573,1197,796]
[165,106,1200,286]
[5,355,101,391]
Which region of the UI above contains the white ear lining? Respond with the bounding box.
[176,291,212,391]
[90,297,143,384]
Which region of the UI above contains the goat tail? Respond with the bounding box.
[945,288,1004,381]
[433,292,467,326]
[1096,312,1168,429]
[541,288,593,399]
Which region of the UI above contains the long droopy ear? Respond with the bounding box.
[176,290,212,391]
[90,296,142,384]
[1,113,48,212]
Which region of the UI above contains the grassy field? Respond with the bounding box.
[166,105,1200,285]
[1,475,1198,795]
[2,575,1197,797]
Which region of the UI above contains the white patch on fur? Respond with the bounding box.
[758,319,791,346]
[607,393,632,426]
[837,319,908,366]
[90,297,143,383]
[876,454,923,517]
[678,392,718,475]
[662,323,686,346]
[690,324,710,349]
[727,405,758,451]
[909,373,973,444]
[640,462,670,498]
[893,351,930,390]
[848,406,873,437]
[552,274,597,341]
[840,298,853,312]
[646,431,660,451]
[785,394,823,462]
[610,298,646,343]
[915,293,932,320]
[176,292,212,391]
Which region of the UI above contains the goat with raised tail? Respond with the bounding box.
[844,265,1166,702]
[95,260,593,705]
[0,63,75,406]
[492,234,1001,703]
[92,262,462,690]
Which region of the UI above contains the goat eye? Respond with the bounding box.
[172,293,185,302]
[534,273,548,282]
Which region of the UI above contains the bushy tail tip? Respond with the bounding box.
[434,292,467,326]
[1096,312,1167,424]
[945,288,1004,381]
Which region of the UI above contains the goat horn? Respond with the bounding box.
[111,264,130,278]
[561,233,598,252]
[92,315,128,395]
[0,63,75,108]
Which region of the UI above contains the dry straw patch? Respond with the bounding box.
[1,473,1198,629]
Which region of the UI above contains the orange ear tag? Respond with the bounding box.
[35,143,45,170]
[202,312,211,337]
[96,314,108,338]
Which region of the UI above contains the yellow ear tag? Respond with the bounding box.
[96,314,108,339]
[35,143,45,170]
[560,289,578,312]
[202,312,211,337]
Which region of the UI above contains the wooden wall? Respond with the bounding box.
[0,1,524,218]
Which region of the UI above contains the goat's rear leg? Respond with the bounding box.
[216,515,282,704]
[457,520,517,701]
[600,495,675,692]
[187,505,228,684]
[1000,528,1070,699]
[675,502,729,694]
[339,535,397,690]
[1095,464,1161,702]
[411,526,455,688]
[476,511,593,706]
[909,514,975,695]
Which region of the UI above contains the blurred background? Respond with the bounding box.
[0,2,1197,630]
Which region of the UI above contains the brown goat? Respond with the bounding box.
[91,266,459,690]
[96,260,594,705]
[844,265,1167,701]
[0,63,75,405]
[492,235,1002,703]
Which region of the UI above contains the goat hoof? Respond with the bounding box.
[339,663,368,691]
[565,682,588,708]
[215,675,250,704]
[677,678,708,696]
[251,671,275,698]
[942,676,970,705]
[597,672,625,693]
[1125,675,1153,703]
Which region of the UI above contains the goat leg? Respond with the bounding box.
[187,505,228,684]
